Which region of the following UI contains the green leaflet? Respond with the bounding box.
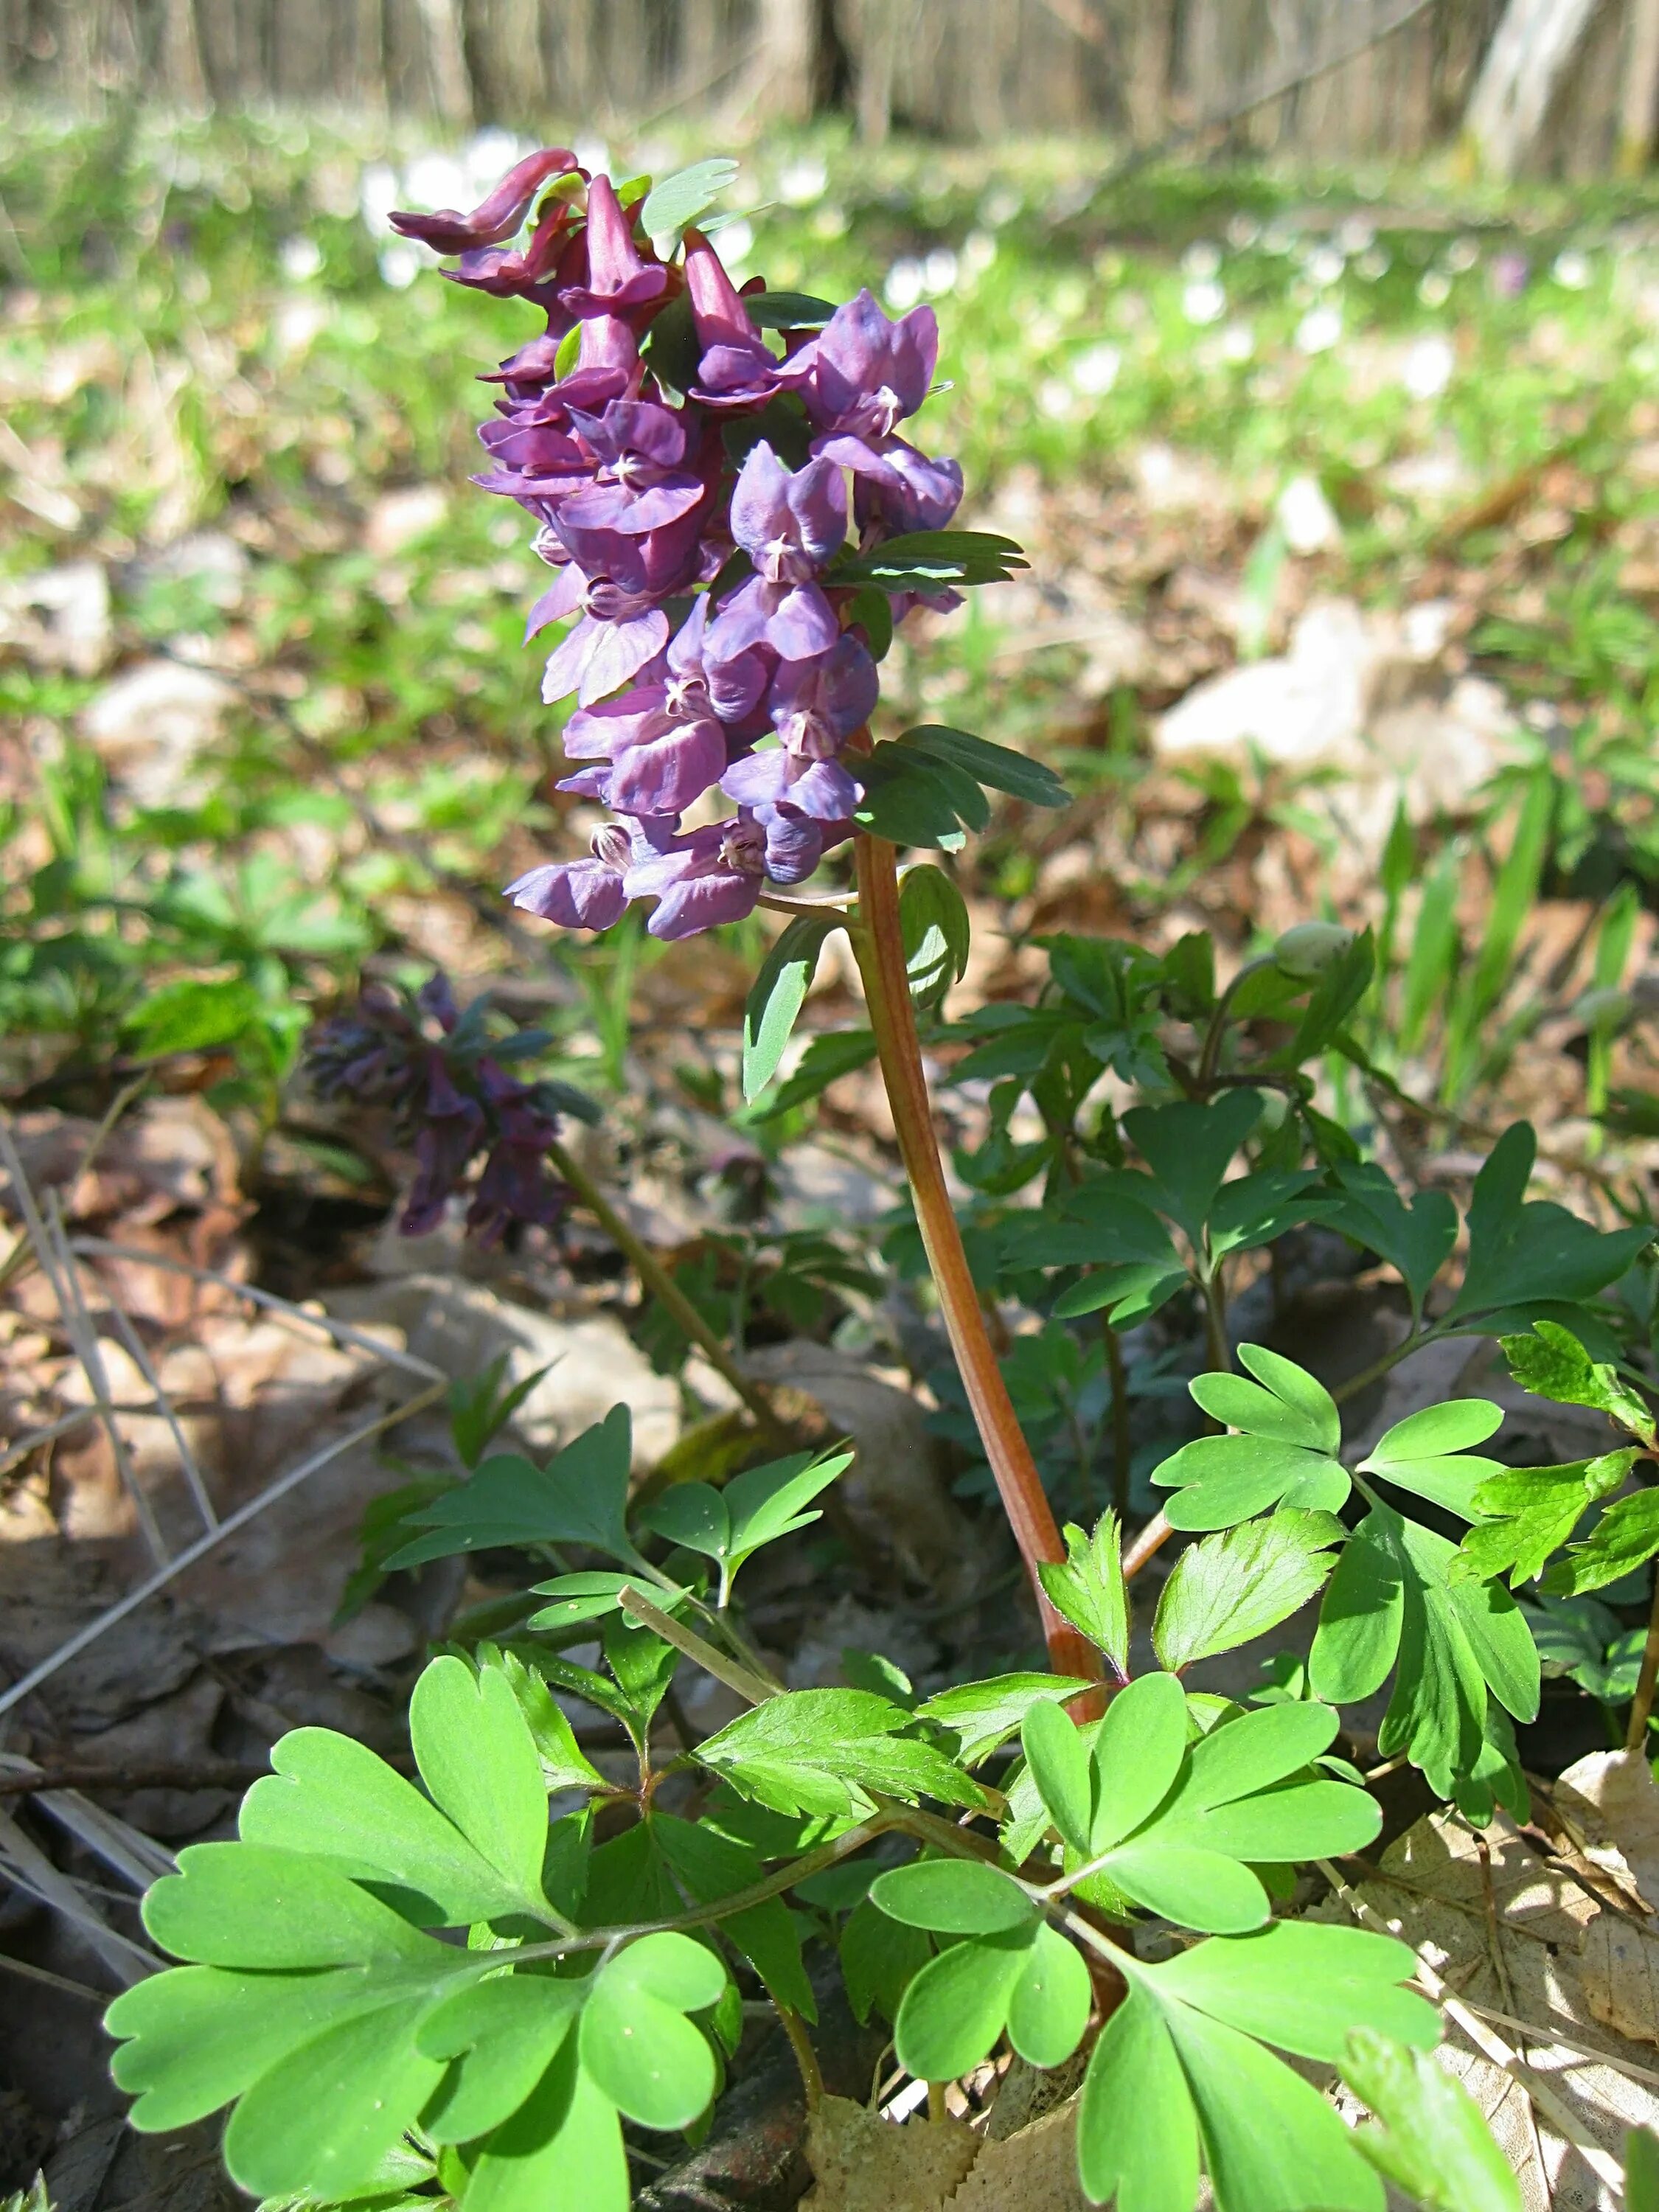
[417,1977,583,2144]
[1501,1318,1656,1444]
[653,1812,816,2022]
[639,158,739,240]
[839,1897,931,2025]
[914,1672,1091,1765]
[742,914,837,1101]
[1357,1398,1505,1520]
[641,1446,854,1602]
[1546,1484,1659,1595]
[694,1688,984,1818]
[1629,2126,1659,2212]
[382,1406,641,1571]
[465,2032,628,2212]
[1310,1503,1540,1803]
[899,862,972,1010]
[874,1885,1091,2081]
[1037,1514,1129,1675]
[1121,1088,1265,1245]
[577,1933,726,2131]
[870,1858,1033,1934]
[1153,1509,1345,1671]
[1446,1123,1652,1337]
[1303,1161,1457,1322]
[1156,1346,1349,1531]
[1079,1924,1429,2212]
[1340,2029,1522,2212]
[1451,1453,1635,1589]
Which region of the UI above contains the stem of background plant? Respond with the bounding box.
[1103,1318,1133,1521]
[545,1137,795,1452]
[850,834,1103,1690]
[1197,957,1272,1087]
[1626,1570,1659,1750]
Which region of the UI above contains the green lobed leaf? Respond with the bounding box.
[739,1026,877,1121]
[1037,1515,1129,1676]
[577,1932,726,2130]
[1021,1697,1093,1856]
[1154,1924,1436,2062]
[899,723,1068,808]
[1630,2126,1659,2212]
[1153,1510,1345,1672]
[1340,2028,1521,2212]
[900,862,972,1009]
[914,1672,1090,1766]
[1006,1921,1092,2068]
[1545,1485,1659,1596]
[653,1811,815,2022]
[1121,1090,1265,1244]
[1304,1162,1458,1322]
[892,1924,1037,2080]
[695,1689,984,1819]
[221,2000,446,2199]
[1448,1124,1652,1333]
[407,1656,556,1920]
[839,1897,932,2025]
[1077,1983,1200,2212]
[869,1857,1035,1935]
[416,1976,582,2145]
[1359,1398,1505,1518]
[382,1406,638,1570]
[1450,1453,1635,1589]
[465,2030,628,2212]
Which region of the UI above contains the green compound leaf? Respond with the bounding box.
[417,1976,582,2145]
[840,1897,932,2026]
[383,1405,639,1571]
[1121,1088,1265,1245]
[1154,1923,1437,2062]
[1340,2028,1521,2212]
[1629,2126,1659,2212]
[869,1857,1034,1935]
[577,1933,726,2132]
[1310,1503,1540,1804]
[406,1656,559,1919]
[466,2032,628,2212]
[1156,1347,1349,1531]
[695,1689,984,1819]
[1451,1453,1636,1589]
[1502,1318,1656,1444]
[1153,1509,1345,1672]
[640,158,740,240]
[1037,1514,1129,1676]
[832,532,1029,591]
[742,914,837,1101]
[914,1672,1091,1766]
[1020,1696,1093,1856]
[1357,1399,1505,1520]
[898,723,1067,808]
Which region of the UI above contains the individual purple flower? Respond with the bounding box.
[709,443,845,660]
[559,175,668,320]
[664,591,768,726]
[561,677,727,817]
[506,822,634,930]
[623,817,769,939]
[836,437,964,535]
[389,147,577,253]
[768,635,877,759]
[685,231,780,409]
[445,198,577,301]
[720,745,858,824]
[557,400,705,534]
[782,288,939,442]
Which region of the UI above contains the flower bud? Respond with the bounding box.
[1273,921,1354,981]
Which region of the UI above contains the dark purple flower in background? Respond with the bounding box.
[305,974,577,1245]
[392,150,966,942]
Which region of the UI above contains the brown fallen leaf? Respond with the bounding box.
[800,2095,979,2212]
[941,2102,1085,2212]
[1551,1749,1659,1917]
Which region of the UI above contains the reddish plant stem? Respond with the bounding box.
[851,834,1102,1688]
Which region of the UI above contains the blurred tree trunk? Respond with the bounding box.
[754,0,816,117]
[1466,0,1597,177]
[159,0,208,100]
[1621,0,1659,172]
[414,0,473,120]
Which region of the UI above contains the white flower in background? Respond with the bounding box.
[1295,304,1342,354]
[924,248,959,296]
[884,257,925,311]
[812,204,848,238]
[1402,333,1455,399]
[1220,321,1255,362]
[379,241,422,290]
[1417,270,1452,307]
[359,161,398,237]
[1038,377,1075,419]
[980,185,1023,228]
[717,218,754,272]
[1262,220,1298,255]
[1306,243,1346,287]
[1181,240,1222,279]
[280,234,323,282]
[961,232,996,280]
[1071,341,1122,394]
[1227,214,1260,250]
[779,157,828,206]
[1445,236,1479,273]
[1336,218,1375,256]
[1355,246,1391,281]
[1553,249,1592,290]
[1183,279,1226,326]
[1276,474,1341,554]
[275,297,328,355]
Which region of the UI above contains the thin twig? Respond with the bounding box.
[618,1584,779,1707]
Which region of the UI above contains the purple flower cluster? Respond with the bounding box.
[305,976,568,1244]
[392,156,962,941]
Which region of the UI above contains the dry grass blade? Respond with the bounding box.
[0,1810,161,1986]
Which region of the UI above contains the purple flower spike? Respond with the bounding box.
[390,147,578,253]
[403,1057,489,1235]
[560,175,667,319]
[783,288,939,441]
[768,634,878,758]
[709,443,846,660]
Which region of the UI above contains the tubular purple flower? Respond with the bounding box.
[624,818,770,939]
[720,745,858,824]
[709,442,846,660]
[782,289,940,441]
[562,679,728,817]
[768,635,878,759]
[389,147,578,253]
[445,198,575,299]
[559,175,667,319]
[832,436,964,536]
[685,230,780,408]
[557,400,705,534]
